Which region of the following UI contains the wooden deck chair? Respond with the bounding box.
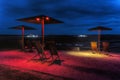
[102,42,109,52]
[29,40,46,61]
[24,39,33,52]
[91,41,98,54]
[47,41,61,65]
[19,40,24,51]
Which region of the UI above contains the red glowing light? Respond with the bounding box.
[46,17,49,20]
[36,18,40,21]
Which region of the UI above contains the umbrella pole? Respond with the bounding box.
[22,27,24,50]
[41,18,44,47]
[98,30,101,53]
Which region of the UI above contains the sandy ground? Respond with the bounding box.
[0,50,120,80]
[0,64,69,80]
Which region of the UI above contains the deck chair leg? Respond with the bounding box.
[48,55,54,65]
[58,54,60,58]
[39,52,48,62]
[56,55,60,60]
[27,53,41,62]
[51,55,54,62]
[49,55,61,65]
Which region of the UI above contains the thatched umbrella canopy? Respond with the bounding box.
[17,15,64,46]
[9,25,36,50]
[88,26,112,52]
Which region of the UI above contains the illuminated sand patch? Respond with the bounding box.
[66,51,108,58]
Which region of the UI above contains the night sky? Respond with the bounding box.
[0,0,120,35]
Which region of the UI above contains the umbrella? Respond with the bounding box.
[88,26,112,52]
[9,25,36,50]
[17,15,63,46]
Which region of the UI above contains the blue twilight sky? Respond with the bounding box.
[0,0,120,35]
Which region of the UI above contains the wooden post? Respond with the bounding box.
[22,26,24,50]
[41,18,44,47]
[98,30,101,52]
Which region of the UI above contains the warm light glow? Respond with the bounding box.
[46,16,49,20]
[36,17,40,21]
[66,51,108,58]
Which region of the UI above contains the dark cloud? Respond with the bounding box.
[0,0,120,34]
